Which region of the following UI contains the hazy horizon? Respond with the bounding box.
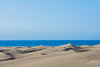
[0,0,100,40]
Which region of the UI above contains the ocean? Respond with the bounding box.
[0,40,100,47]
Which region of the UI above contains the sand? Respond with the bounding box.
[0,44,100,67]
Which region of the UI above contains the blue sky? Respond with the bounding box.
[0,0,100,40]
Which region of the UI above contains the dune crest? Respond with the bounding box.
[54,43,76,51]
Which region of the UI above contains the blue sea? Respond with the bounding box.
[0,40,100,47]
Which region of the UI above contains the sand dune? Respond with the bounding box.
[0,44,100,67]
[54,43,76,51]
[82,60,100,67]
[0,52,14,61]
[93,44,100,48]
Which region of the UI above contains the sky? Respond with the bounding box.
[0,0,100,40]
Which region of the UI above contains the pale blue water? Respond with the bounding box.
[0,40,100,47]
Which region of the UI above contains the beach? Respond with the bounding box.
[0,0,100,67]
[0,44,100,67]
